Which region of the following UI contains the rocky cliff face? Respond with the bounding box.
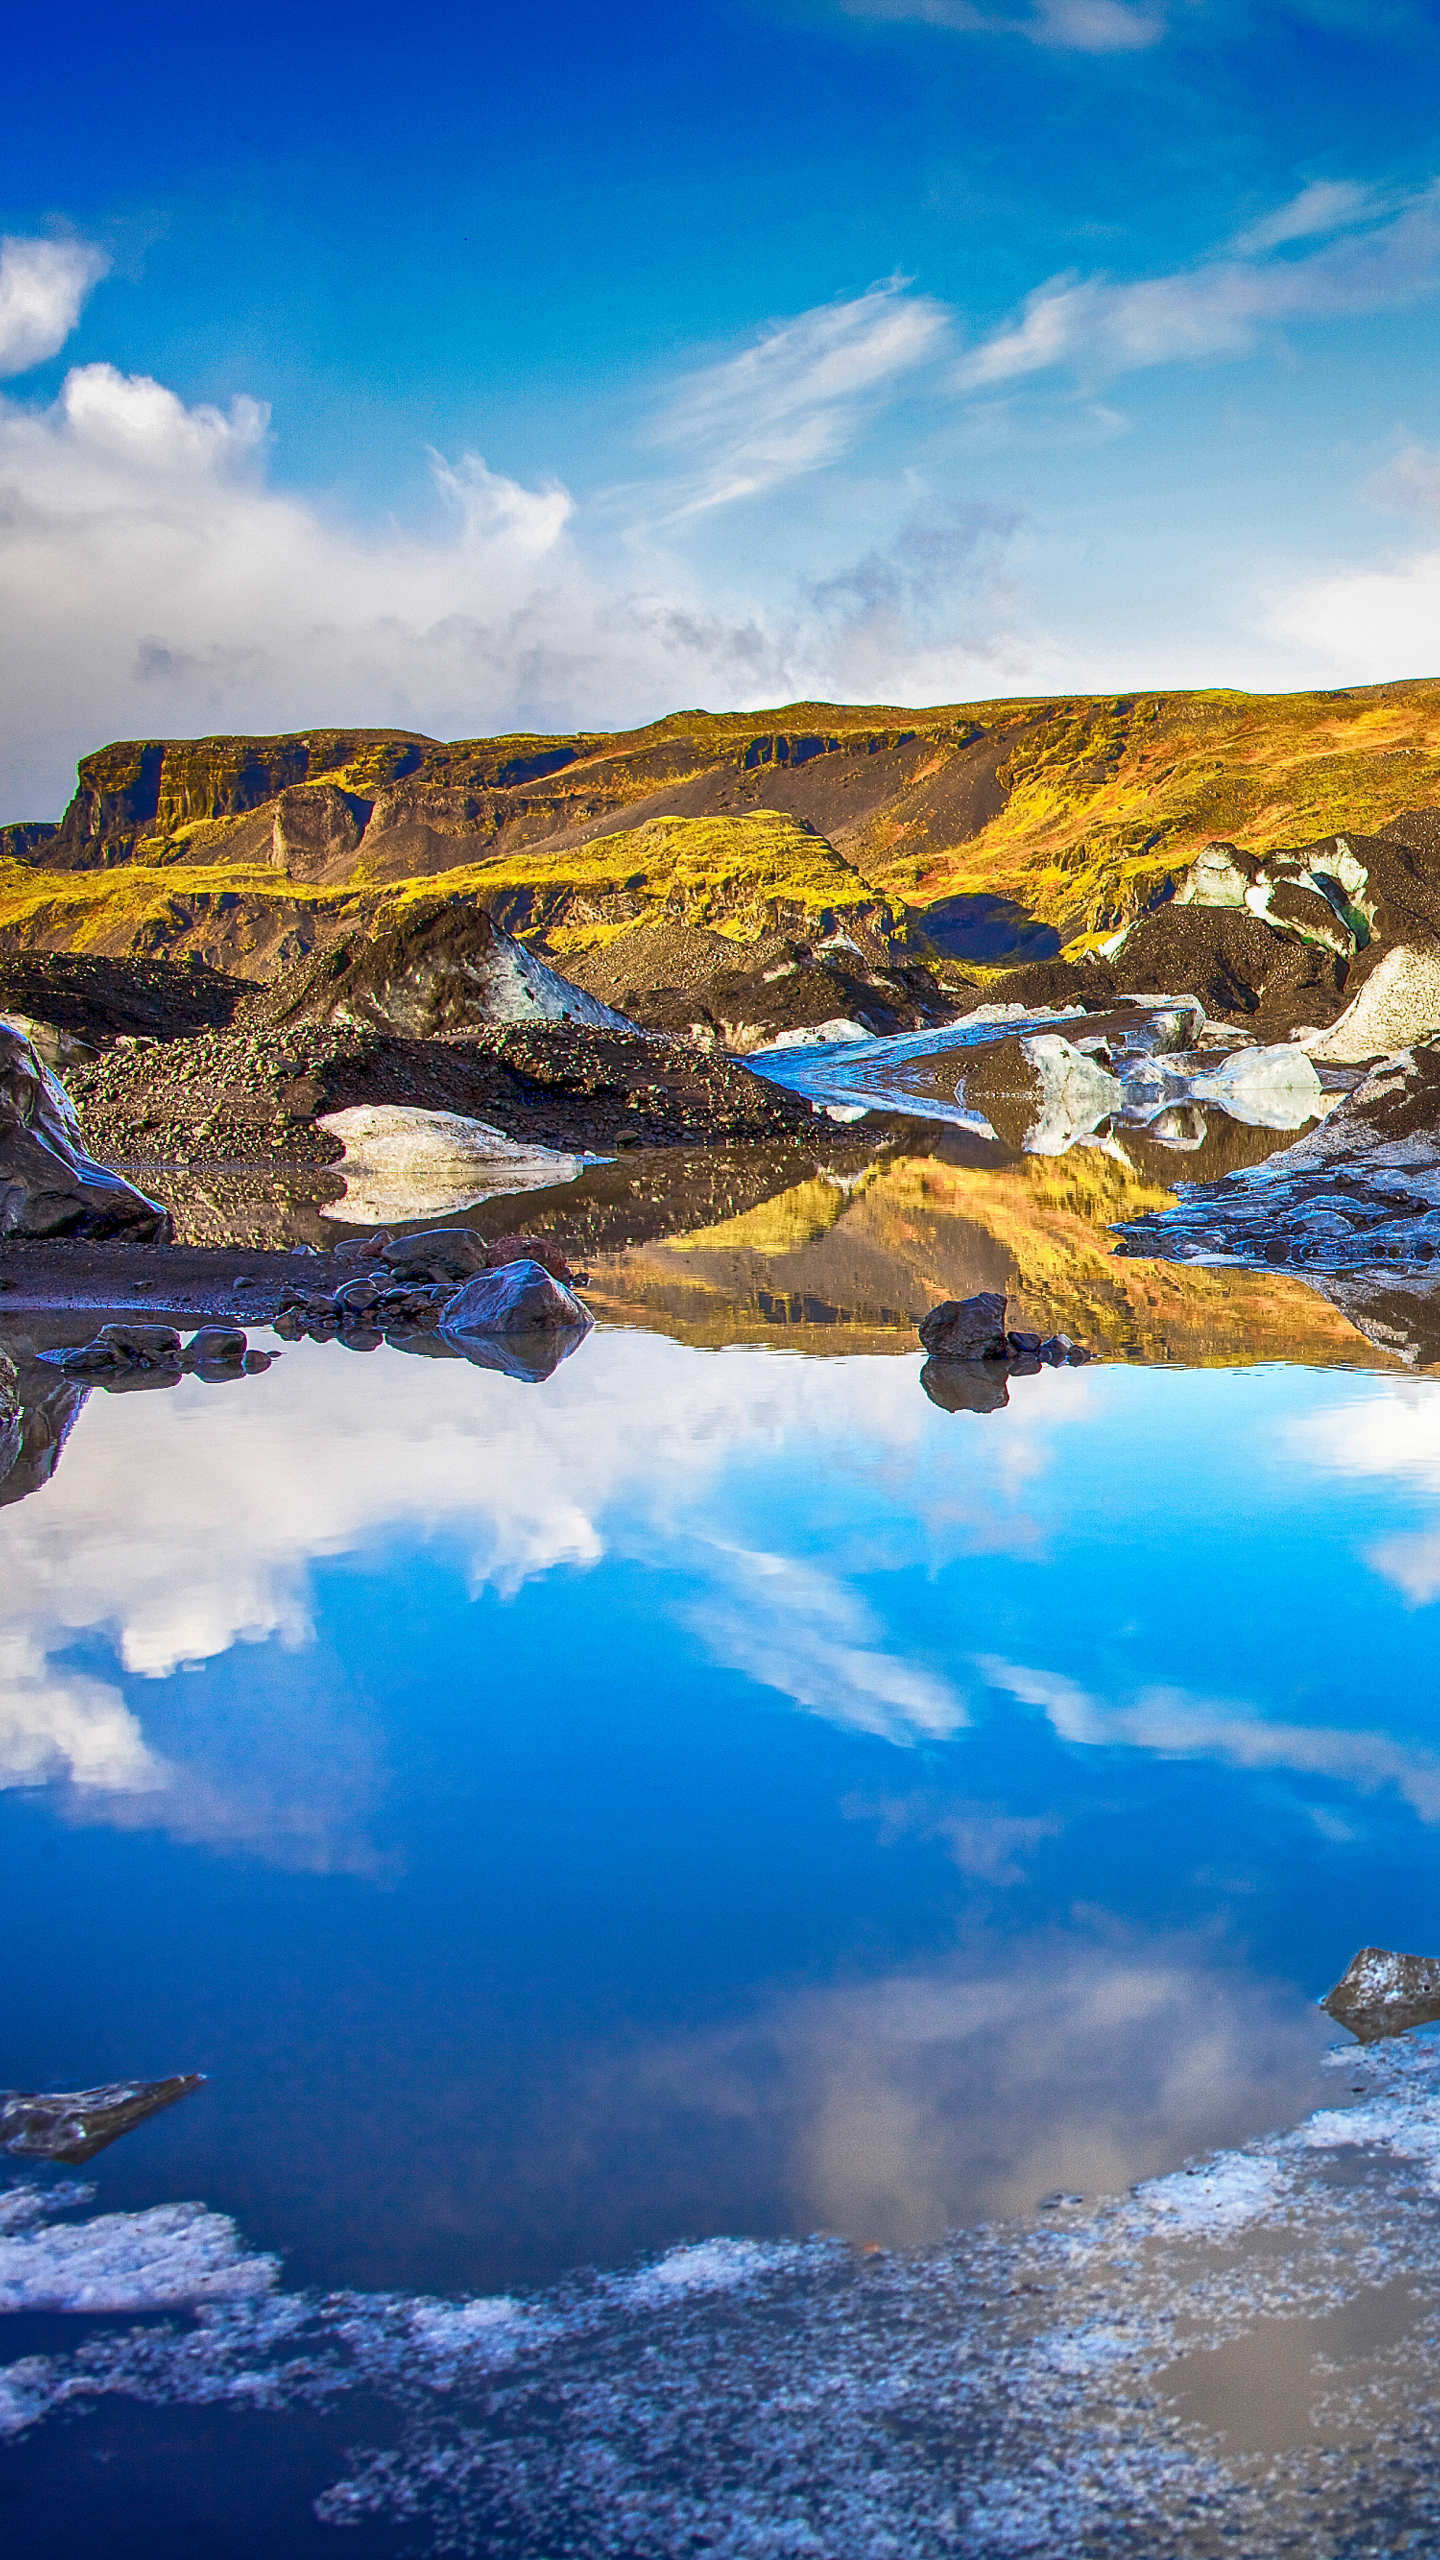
[10,681,1440,988]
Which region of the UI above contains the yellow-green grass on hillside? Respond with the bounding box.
[881,683,1440,942]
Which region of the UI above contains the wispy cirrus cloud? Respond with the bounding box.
[647,281,951,519]
[836,0,1166,52]
[975,1653,1440,1820]
[955,179,1440,391]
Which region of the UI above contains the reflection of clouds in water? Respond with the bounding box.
[0,1331,1079,1859]
[609,1936,1330,2243]
[1288,1379,1440,1603]
[848,1786,1061,1880]
[680,1543,966,1742]
[978,1654,1440,1820]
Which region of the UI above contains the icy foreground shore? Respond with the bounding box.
[8,2034,1440,2555]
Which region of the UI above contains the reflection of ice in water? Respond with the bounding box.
[316,1103,597,1224]
[11,2032,1440,2554]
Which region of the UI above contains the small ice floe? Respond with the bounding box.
[748,1018,871,1053]
[0,2193,276,2314]
[317,1105,598,1225]
[1182,1041,1324,1130]
[1322,1945,1440,2044]
[1,2074,204,2165]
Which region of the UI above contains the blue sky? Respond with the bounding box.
[4,0,1440,808]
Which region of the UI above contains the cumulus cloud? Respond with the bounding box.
[647,282,951,519]
[0,273,1027,815]
[955,180,1440,391]
[837,0,1166,51]
[0,233,108,379]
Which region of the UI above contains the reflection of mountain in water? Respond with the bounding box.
[584,1146,1394,1370]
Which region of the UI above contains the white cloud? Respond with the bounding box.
[955,181,1440,391]
[0,233,108,379]
[838,0,1165,52]
[976,1653,1440,1820]
[683,1542,967,1742]
[647,282,951,519]
[0,1330,1069,1861]
[0,280,1026,816]
[1227,178,1388,257]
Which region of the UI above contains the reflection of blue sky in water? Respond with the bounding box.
[12,1331,1440,2540]
[5,1340,1440,2256]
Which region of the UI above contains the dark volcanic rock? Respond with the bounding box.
[378,1226,491,1285]
[243,895,633,1038]
[1,2073,205,2163]
[440,1257,592,1341]
[918,1290,1010,1359]
[0,1025,171,1242]
[1322,1946,1440,2044]
[629,939,959,1053]
[1115,904,1347,1029]
[68,1020,822,1165]
[0,950,245,1062]
[0,1346,18,1484]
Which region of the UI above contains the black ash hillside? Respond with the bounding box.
[67,1020,824,1164]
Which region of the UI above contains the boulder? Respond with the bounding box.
[440,1257,593,1342]
[48,1322,184,1378]
[0,1023,171,1241]
[1,2073,204,2164]
[1322,1947,1440,2044]
[485,1231,574,1282]
[378,1225,490,1285]
[917,1291,1010,1360]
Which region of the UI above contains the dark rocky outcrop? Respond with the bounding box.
[69,1021,823,1166]
[1322,1947,1440,2044]
[241,897,633,1038]
[45,1321,272,1386]
[0,1025,170,1242]
[627,937,960,1054]
[0,951,245,1063]
[1,2074,205,2163]
[917,1290,1092,1379]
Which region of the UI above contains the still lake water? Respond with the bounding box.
[9,1105,1440,2551]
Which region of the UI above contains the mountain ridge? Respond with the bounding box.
[6,679,1440,982]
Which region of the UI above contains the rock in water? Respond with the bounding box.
[440,1257,593,1342]
[0,1023,171,1241]
[917,1292,1010,1360]
[378,1226,492,1285]
[1,2073,204,2163]
[963,1033,1124,1154]
[1322,1947,1440,2044]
